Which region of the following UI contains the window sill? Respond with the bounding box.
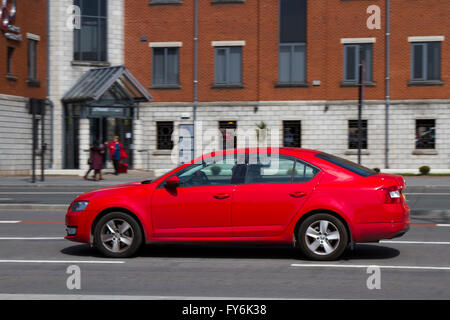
[211,0,245,4]
[412,149,438,155]
[211,84,245,89]
[26,78,41,87]
[149,0,182,5]
[275,82,310,88]
[408,80,444,87]
[71,60,111,67]
[345,150,370,155]
[5,74,18,81]
[150,84,182,90]
[340,81,376,87]
[153,150,173,156]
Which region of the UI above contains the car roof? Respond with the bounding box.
[195,147,321,162]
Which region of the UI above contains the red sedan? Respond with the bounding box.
[65,148,410,260]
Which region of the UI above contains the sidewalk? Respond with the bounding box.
[403,176,450,187]
[0,170,157,188]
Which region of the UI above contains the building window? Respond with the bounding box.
[214,47,242,85]
[344,44,373,83]
[411,42,441,82]
[219,121,237,150]
[74,0,107,62]
[416,119,435,149]
[278,0,307,84]
[152,47,179,86]
[348,120,368,149]
[157,121,174,150]
[279,44,306,84]
[7,47,14,76]
[283,121,301,148]
[27,39,38,81]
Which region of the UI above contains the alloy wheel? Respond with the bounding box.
[304,220,341,256]
[100,218,135,253]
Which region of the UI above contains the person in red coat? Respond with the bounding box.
[105,136,128,175]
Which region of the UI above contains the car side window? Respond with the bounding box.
[175,157,238,187]
[293,160,320,183]
[245,156,295,184]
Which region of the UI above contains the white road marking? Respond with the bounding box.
[0,237,64,240]
[0,294,295,300]
[380,240,450,245]
[291,263,450,271]
[0,260,124,264]
[436,224,450,227]
[0,221,21,224]
[0,198,12,201]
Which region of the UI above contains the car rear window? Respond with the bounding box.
[315,152,377,177]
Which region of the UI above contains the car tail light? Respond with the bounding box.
[382,186,402,204]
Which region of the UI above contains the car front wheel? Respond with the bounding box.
[297,214,348,261]
[94,212,143,258]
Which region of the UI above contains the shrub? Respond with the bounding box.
[419,166,430,175]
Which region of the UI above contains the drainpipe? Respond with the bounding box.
[46,0,54,169]
[385,0,390,169]
[193,0,198,158]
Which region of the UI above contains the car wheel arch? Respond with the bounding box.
[293,209,354,248]
[90,207,147,246]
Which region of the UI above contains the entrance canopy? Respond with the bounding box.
[62,65,152,105]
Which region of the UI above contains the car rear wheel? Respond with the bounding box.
[94,212,143,258]
[297,214,348,261]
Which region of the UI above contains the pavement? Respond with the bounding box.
[0,174,449,299]
[0,169,157,188]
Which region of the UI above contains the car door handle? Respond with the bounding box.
[290,192,307,198]
[214,193,231,200]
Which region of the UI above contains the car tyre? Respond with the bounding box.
[297,213,348,261]
[94,212,143,258]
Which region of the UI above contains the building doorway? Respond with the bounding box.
[90,118,134,168]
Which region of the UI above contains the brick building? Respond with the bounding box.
[0,0,49,174]
[3,0,447,176]
[125,0,449,175]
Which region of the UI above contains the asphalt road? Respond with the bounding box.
[0,185,449,299]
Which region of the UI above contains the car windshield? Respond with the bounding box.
[315,152,377,177]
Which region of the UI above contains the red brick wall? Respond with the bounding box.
[0,0,47,100]
[125,0,449,103]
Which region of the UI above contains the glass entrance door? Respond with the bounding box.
[90,118,134,168]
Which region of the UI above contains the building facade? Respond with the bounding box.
[0,0,49,175]
[125,0,449,175]
[2,0,448,176]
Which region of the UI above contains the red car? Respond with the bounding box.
[65,148,410,260]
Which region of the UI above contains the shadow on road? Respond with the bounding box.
[61,242,400,261]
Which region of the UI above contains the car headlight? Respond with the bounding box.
[71,201,89,212]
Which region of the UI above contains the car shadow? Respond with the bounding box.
[61,243,400,261]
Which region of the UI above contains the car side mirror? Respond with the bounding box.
[165,176,180,188]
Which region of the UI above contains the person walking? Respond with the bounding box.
[84,140,105,181]
[105,136,128,175]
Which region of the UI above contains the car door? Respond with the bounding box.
[151,156,239,238]
[232,155,320,237]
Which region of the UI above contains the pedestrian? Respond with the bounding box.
[105,136,128,175]
[84,140,105,181]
